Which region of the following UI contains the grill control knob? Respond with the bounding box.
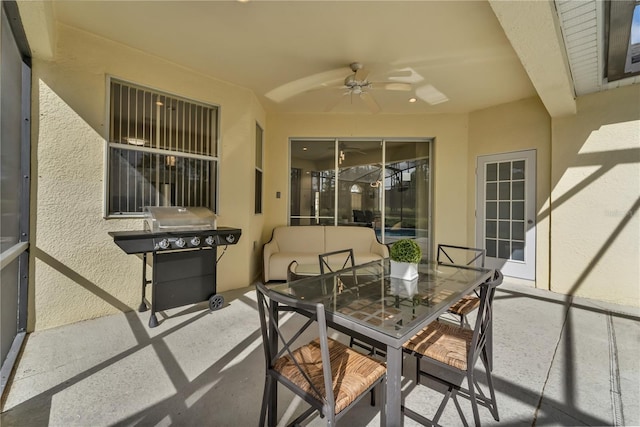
[205,236,215,246]
[225,234,235,244]
[158,239,170,250]
[191,236,201,246]
[175,238,186,248]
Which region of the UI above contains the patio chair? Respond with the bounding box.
[403,269,503,426]
[437,244,487,328]
[319,250,372,348]
[353,209,366,223]
[255,282,386,426]
[319,248,385,405]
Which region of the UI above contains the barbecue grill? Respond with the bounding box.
[109,206,241,327]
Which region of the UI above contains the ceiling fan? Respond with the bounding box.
[325,62,413,113]
[265,62,413,112]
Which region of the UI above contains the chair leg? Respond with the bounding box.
[483,356,500,421]
[487,321,494,372]
[259,376,272,427]
[432,385,455,425]
[350,336,378,406]
[467,370,482,427]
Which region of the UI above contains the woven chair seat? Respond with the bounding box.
[274,338,386,414]
[404,322,473,371]
[448,294,480,316]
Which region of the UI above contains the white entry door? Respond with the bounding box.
[476,150,536,280]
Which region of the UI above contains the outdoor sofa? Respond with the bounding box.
[262,225,388,282]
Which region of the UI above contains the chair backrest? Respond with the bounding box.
[318,248,355,274]
[437,244,486,268]
[468,269,503,366]
[353,210,366,223]
[319,249,357,292]
[363,210,374,223]
[255,282,336,414]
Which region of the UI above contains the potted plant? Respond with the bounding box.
[389,239,422,280]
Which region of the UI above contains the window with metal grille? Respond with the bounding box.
[107,78,219,216]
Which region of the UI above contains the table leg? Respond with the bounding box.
[385,345,403,427]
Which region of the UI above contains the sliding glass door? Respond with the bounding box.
[289,138,432,259]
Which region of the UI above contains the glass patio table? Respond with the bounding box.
[267,258,493,427]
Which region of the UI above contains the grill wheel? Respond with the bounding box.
[209,294,225,311]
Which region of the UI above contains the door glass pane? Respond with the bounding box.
[512,221,525,241]
[499,162,511,180]
[486,202,497,219]
[512,201,524,220]
[499,221,510,239]
[498,240,511,259]
[290,139,335,225]
[512,181,525,200]
[384,141,431,260]
[512,160,525,179]
[512,241,525,261]
[486,220,497,238]
[486,163,497,181]
[499,182,510,200]
[499,202,510,219]
[486,239,497,257]
[337,140,381,228]
[486,182,497,200]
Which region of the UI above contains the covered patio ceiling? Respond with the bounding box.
[17,1,638,117]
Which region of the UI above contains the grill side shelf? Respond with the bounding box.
[109,227,242,254]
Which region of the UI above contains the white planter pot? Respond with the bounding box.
[390,260,419,281]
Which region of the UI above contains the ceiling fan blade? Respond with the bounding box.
[265,67,350,103]
[355,67,370,82]
[360,92,381,114]
[324,92,349,112]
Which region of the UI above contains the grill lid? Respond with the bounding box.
[144,206,217,232]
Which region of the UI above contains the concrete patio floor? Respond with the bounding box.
[1,280,639,426]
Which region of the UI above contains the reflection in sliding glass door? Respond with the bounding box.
[289,138,432,260]
[384,141,432,260]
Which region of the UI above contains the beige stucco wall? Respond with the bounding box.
[468,97,552,289]
[550,85,640,307]
[263,113,470,256]
[28,25,265,331]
